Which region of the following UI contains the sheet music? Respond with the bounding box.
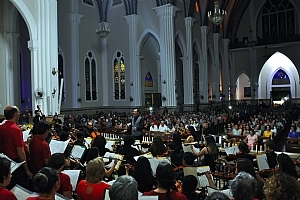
[148,157,170,175]
[105,140,116,152]
[49,139,70,154]
[103,152,123,170]
[0,153,25,173]
[139,196,159,200]
[62,170,80,191]
[22,130,31,142]
[257,154,269,171]
[84,137,93,148]
[11,184,32,199]
[133,152,153,161]
[197,166,212,187]
[224,146,239,155]
[182,144,201,154]
[71,145,86,159]
[55,193,70,200]
[207,187,231,198]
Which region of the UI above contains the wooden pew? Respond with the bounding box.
[286,138,300,153]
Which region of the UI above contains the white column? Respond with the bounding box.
[70,1,84,108]
[213,33,220,101]
[4,33,20,106]
[154,4,179,107]
[222,38,230,101]
[28,0,58,116]
[101,37,109,106]
[124,14,141,106]
[200,26,208,103]
[184,17,195,106]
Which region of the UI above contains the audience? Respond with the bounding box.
[109,175,138,200]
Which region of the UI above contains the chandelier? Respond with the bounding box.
[96,21,110,39]
[208,1,226,26]
[245,27,257,47]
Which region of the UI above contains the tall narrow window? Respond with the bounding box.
[58,48,65,103]
[85,51,97,101]
[113,51,126,100]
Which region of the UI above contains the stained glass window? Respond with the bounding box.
[113,51,126,100]
[272,69,290,85]
[145,71,154,87]
[85,51,97,101]
[261,0,295,38]
[58,48,65,103]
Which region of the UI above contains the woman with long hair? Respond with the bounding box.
[191,135,219,171]
[148,136,167,157]
[277,153,297,179]
[92,135,111,156]
[132,156,156,193]
[26,167,60,200]
[143,162,187,200]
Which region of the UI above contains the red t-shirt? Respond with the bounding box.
[76,180,110,200]
[0,188,18,200]
[57,172,72,195]
[143,190,188,200]
[29,135,51,175]
[26,197,47,200]
[0,121,24,159]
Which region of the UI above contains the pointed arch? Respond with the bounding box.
[258,52,299,99]
[10,0,37,40]
[175,30,187,57]
[137,29,160,55]
[58,46,65,103]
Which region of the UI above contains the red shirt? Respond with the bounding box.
[0,188,18,200]
[57,172,72,195]
[29,135,51,175]
[0,121,24,159]
[26,197,47,200]
[76,180,110,200]
[143,190,188,200]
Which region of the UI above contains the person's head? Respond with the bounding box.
[183,152,196,166]
[86,157,105,183]
[291,126,295,132]
[109,175,138,200]
[86,147,99,163]
[235,158,256,178]
[92,135,107,149]
[277,153,297,178]
[152,135,164,146]
[133,109,140,117]
[182,175,198,194]
[263,172,300,200]
[4,106,19,121]
[53,115,58,120]
[36,121,51,137]
[249,129,255,136]
[205,192,230,200]
[47,153,65,170]
[156,162,174,191]
[86,121,93,129]
[76,131,84,140]
[0,157,12,187]
[238,141,250,154]
[133,156,153,179]
[172,133,182,145]
[229,171,257,200]
[123,135,135,146]
[32,167,60,195]
[205,136,219,154]
[265,140,275,151]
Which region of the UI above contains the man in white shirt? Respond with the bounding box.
[158,121,168,132]
[149,121,158,131]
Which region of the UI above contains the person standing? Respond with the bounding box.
[0,106,33,189]
[131,109,144,142]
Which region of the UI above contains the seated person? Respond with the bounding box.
[0,157,17,200]
[132,156,157,193]
[26,167,60,200]
[182,175,206,200]
[288,126,299,138]
[228,172,257,200]
[277,153,298,179]
[265,140,277,169]
[109,175,138,200]
[244,129,258,147]
[92,135,111,156]
[205,192,230,200]
[167,143,183,167]
[117,135,141,165]
[143,162,188,200]
[47,153,72,199]
[76,157,110,199]
[263,172,300,200]
[148,136,167,157]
